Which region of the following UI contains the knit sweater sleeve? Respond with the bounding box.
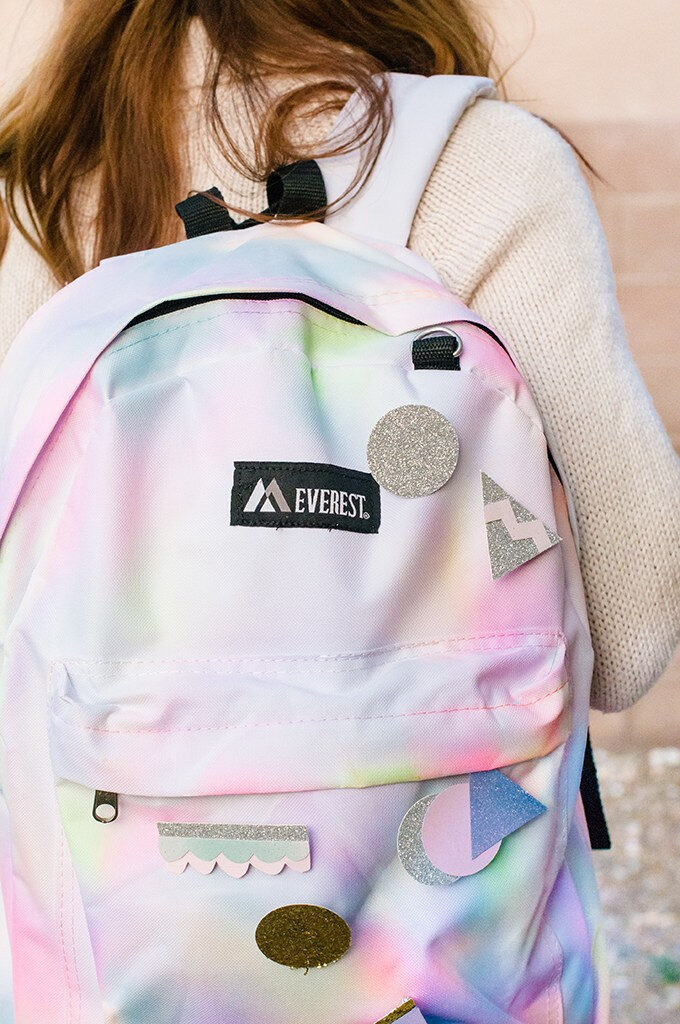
[410,98,680,713]
[0,219,60,364]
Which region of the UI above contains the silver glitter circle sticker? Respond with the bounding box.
[366,405,459,497]
[397,794,460,886]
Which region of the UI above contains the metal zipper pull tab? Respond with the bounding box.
[93,790,118,823]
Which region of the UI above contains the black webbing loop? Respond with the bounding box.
[175,187,238,239]
[264,160,327,220]
[412,331,462,370]
[580,731,611,849]
[175,161,327,240]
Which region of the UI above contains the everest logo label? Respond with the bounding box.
[231,462,380,534]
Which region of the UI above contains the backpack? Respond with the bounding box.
[0,73,610,1024]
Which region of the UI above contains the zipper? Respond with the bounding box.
[125,296,564,487]
[125,291,366,331]
[460,320,564,487]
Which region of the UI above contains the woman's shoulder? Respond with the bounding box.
[452,94,576,154]
[0,171,101,366]
[0,214,61,366]
[430,95,585,197]
[411,95,598,302]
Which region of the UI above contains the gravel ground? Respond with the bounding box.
[593,747,680,1023]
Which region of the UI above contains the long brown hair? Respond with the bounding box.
[0,0,495,284]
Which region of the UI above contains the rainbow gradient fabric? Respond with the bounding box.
[0,224,607,1022]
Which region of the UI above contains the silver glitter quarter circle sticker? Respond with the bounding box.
[366,404,459,497]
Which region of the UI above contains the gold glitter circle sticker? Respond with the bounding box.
[255,904,351,970]
[366,404,459,497]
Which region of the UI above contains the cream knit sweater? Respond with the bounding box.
[1,59,679,713]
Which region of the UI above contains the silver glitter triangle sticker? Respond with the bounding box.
[481,472,560,579]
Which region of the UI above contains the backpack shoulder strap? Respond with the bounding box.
[319,72,495,247]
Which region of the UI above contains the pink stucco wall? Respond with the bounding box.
[490,0,680,450]
[490,0,679,746]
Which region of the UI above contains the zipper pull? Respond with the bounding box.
[93,790,119,823]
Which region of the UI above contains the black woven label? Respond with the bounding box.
[230,462,380,533]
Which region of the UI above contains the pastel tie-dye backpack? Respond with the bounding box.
[0,73,611,1024]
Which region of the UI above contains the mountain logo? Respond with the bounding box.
[243,478,292,514]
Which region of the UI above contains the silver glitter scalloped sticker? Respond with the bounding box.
[367,405,459,497]
[397,794,460,885]
[156,822,311,876]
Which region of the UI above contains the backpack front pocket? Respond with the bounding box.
[48,633,570,1023]
[50,631,568,795]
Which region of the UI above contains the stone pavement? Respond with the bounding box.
[593,748,680,1023]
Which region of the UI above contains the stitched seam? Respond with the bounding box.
[122,279,447,312]
[8,390,79,522]
[234,462,374,480]
[57,833,73,1024]
[70,862,81,1023]
[108,329,549,450]
[54,678,568,734]
[52,664,81,1022]
[58,629,566,668]
[67,648,565,680]
[229,518,375,528]
[230,520,376,530]
[549,917,565,1024]
[112,281,453,352]
[468,365,547,439]
[113,306,357,354]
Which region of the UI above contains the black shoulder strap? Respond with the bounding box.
[580,730,611,849]
[175,160,327,240]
